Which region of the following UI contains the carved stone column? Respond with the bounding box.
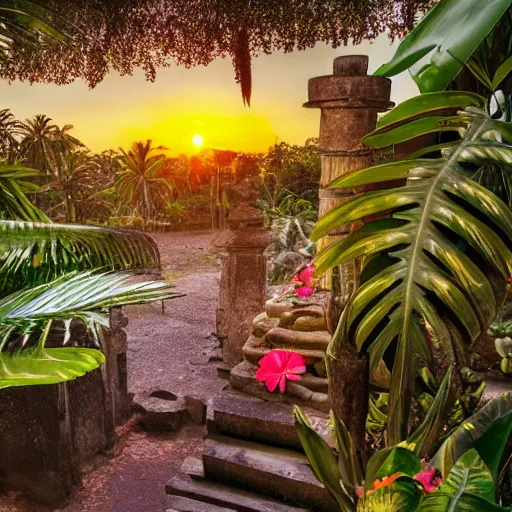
[304,55,392,294]
[304,55,392,452]
[213,203,271,367]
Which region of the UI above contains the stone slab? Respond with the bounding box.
[167,496,236,512]
[166,472,311,512]
[230,361,329,413]
[207,395,330,451]
[265,328,331,351]
[203,434,338,511]
[182,457,205,480]
[243,336,325,366]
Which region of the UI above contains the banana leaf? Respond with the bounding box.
[431,392,512,478]
[373,0,512,93]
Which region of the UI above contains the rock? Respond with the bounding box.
[265,328,331,351]
[133,390,187,432]
[185,396,207,424]
[182,456,205,480]
[279,306,325,326]
[207,395,330,451]
[265,299,295,318]
[230,361,329,413]
[291,316,328,332]
[252,313,280,338]
[167,496,237,512]
[242,336,326,366]
[217,364,232,381]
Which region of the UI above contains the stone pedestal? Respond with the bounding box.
[213,203,271,367]
[0,307,130,506]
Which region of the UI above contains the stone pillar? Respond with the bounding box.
[304,55,392,453]
[213,203,271,367]
[304,55,392,294]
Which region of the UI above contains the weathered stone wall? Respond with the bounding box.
[0,307,130,506]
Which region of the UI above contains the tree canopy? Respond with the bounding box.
[2,0,437,105]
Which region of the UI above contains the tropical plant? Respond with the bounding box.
[311,91,512,445]
[259,194,317,285]
[295,376,512,511]
[116,140,172,222]
[47,150,100,222]
[0,159,180,388]
[373,0,512,95]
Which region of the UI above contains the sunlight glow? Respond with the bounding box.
[192,134,204,148]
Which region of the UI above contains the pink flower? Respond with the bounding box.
[255,350,306,393]
[414,467,442,493]
[292,261,315,298]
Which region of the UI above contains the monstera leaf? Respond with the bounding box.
[311,107,512,445]
[373,0,512,93]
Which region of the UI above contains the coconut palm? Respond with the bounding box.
[116,140,172,221]
[48,150,99,222]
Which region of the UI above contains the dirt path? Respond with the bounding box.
[0,231,226,512]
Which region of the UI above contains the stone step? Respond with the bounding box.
[203,434,338,512]
[207,395,330,451]
[166,472,311,512]
[167,495,236,512]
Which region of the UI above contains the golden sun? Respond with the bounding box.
[192,134,204,148]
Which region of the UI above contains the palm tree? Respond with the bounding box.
[18,115,83,175]
[116,140,172,221]
[0,109,22,162]
[48,150,99,222]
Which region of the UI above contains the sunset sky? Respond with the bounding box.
[0,36,417,155]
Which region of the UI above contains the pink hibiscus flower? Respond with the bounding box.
[414,467,442,493]
[255,350,306,393]
[292,261,315,298]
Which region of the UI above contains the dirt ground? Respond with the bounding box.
[0,231,226,512]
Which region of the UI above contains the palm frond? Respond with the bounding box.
[0,271,183,388]
[312,106,512,445]
[0,220,162,294]
[0,164,49,221]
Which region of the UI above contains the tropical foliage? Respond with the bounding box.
[0,157,181,388]
[0,0,436,104]
[116,140,171,222]
[295,378,512,511]
[312,93,512,444]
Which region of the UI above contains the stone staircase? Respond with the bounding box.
[166,395,338,512]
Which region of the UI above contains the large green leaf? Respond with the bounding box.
[432,392,512,478]
[373,0,512,93]
[312,110,512,446]
[294,407,355,511]
[0,220,162,295]
[417,450,506,511]
[332,413,362,495]
[375,92,486,132]
[0,346,105,388]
